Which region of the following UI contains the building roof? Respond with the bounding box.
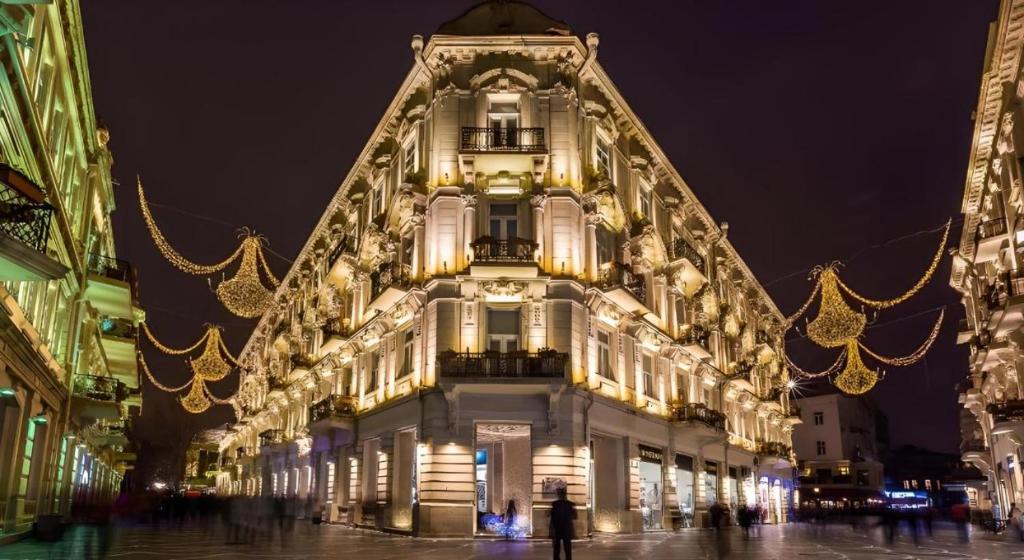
[435,1,570,36]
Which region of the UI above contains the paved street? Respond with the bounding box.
[0,521,1022,560]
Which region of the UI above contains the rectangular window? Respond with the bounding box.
[595,133,611,178]
[596,330,612,378]
[638,180,652,217]
[911,480,918,489]
[19,420,37,495]
[813,412,824,425]
[371,178,385,218]
[401,332,414,377]
[368,353,380,392]
[641,354,655,397]
[815,441,826,455]
[924,479,932,491]
[487,308,520,352]
[404,137,417,179]
[903,480,909,489]
[488,203,518,239]
[326,462,336,503]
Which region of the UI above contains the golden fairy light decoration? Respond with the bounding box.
[784,220,950,395]
[137,179,280,318]
[180,377,212,414]
[805,266,866,348]
[139,323,239,414]
[833,341,878,396]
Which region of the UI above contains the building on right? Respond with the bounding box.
[951,0,1024,521]
[790,390,886,513]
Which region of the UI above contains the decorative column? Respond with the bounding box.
[411,214,425,280]
[667,287,679,339]
[585,213,600,282]
[531,194,547,266]
[461,194,477,270]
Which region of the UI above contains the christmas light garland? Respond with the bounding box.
[138,179,280,318]
[835,220,950,309]
[784,347,847,379]
[139,352,192,392]
[857,308,944,367]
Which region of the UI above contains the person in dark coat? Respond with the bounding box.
[549,487,576,560]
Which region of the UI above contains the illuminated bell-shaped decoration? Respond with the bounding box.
[190,329,232,382]
[833,342,878,396]
[216,238,274,318]
[181,377,212,414]
[806,268,866,348]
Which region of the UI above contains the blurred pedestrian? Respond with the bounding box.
[549,487,576,560]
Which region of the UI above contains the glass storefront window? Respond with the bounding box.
[705,461,718,506]
[638,459,662,530]
[675,454,694,528]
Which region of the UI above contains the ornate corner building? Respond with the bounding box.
[217,2,800,537]
[0,1,141,538]
[952,0,1024,518]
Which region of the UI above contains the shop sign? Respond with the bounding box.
[638,444,663,463]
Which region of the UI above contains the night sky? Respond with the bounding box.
[79,1,999,481]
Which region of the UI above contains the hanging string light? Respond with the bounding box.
[139,352,192,392]
[858,308,944,367]
[805,266,866,348]
[137,179,280,318]
[180,377,212,414]
[833,341,880,396]
[784,347,848,379]
[142,322,238,382]
[835,220,950,309]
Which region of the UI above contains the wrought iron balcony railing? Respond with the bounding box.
[370,262,410,300]
[598,262,646,304]
[988,399,1024,423]
[677,325,710,349]
[460,127,546,153]
[470,236,537,263]
[309,395,357,423]
[0,164,53,253]
[756,441,792,458]
[670,236,705,270]
[672,403,726,430]
[960,439,987,454]
[328,234,357,267]
[258,429,284,448]
[978,218,1008,239]
[438,350,568,379]
[72,374,127,402]
[99,316,136,339]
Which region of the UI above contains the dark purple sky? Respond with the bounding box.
[79,1,998,474]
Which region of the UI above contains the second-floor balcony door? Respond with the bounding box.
[489,204,518,240]
[487,308,519,352]
[489,103,519,148]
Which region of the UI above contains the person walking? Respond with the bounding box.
[504,499,518,540]
[549,487,576,560]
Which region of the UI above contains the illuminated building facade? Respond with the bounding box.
[951,0,1024,520]
[790,392,885,510]
[0,1,141,538]
[218,2,799,537]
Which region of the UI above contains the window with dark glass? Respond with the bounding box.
[487,308,520,352]
[489,203,518,239]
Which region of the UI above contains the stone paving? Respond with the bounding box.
[0,520,1022,559]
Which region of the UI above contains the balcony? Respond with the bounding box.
[460,127,546,154]
[71,374,126,421]
[670,236,706,271]
[438,350,568,381]
[267,376,288,396]
[369,261,411,312]
[976,218,1009,262]
[986,272,1024,338]
[98,315,139,389]
[672,403,727,433]
[677,325,712,360]
[989,399,1024,439]
[756,442,793,469]
[0,164,65,280]
[308,395,356,432]
[470,236,537,264]
[85,253,138,319]
[258,429,285,449]
[597,262,647,314]
[786,404,802,426]
[956,318,975,345]
[961,439,990,470]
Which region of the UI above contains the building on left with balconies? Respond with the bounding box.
[0,1,142,540]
